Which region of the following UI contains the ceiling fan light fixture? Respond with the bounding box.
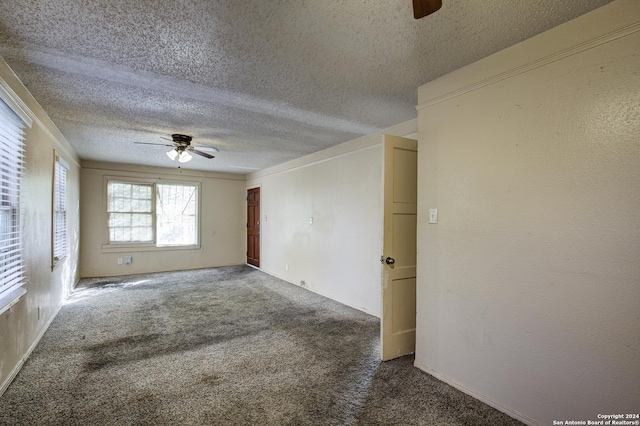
[166,149,179,160]
[178,150,193,163]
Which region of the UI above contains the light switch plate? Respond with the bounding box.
[429,208,438,224]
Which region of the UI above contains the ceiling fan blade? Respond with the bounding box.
[191,149,215,159]
[134,141,174,147]
[413,0,442,19]
[194,146,219,153]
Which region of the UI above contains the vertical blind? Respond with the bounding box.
[53,156,68,262]
[0,98,26,309]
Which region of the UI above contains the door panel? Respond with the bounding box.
[381,134,418,361]
[392,277,417,334]
[393,148,418,203]
[247,187,260,267]
[393,214,417,267]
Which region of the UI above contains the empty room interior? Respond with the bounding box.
[0,1,638,425]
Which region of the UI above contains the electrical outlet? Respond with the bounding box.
[125,256,132,265]
[285,264,289,271]
[117,258,123,265]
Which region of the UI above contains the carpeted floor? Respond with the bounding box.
[0,265,522,425]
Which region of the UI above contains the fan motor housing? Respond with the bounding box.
[171,134,192,146]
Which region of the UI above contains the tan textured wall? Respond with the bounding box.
[414,1,640,424]
[247,120,417,317]
[80,162,246,277]
[0,57,80,393]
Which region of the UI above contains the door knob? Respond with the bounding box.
[385,257,395,265]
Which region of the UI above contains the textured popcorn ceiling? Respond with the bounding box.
[0,0,613,173]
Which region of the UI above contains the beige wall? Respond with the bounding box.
[414,1,640,424]
[0,57,81,393]
[80,162,246,277]
[247,121,416,317]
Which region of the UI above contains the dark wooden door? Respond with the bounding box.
[247,187,260,267]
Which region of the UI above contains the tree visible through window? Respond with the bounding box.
[106,180,198,246]
[156,184,197,246]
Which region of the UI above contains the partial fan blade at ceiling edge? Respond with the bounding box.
[413,0,442,19]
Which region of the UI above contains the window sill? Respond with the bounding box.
[101,243,201,253]
[51,255,67,271]
[0,286,27,316]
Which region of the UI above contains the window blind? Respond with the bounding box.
[0,98,26,313]
[53,156,68,263]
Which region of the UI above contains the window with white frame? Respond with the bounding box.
[107,180,198,247]
[107,181,154,243]
[52,154,68,265]
[0,98,27,314]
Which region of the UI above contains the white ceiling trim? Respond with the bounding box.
[417,20,640,110]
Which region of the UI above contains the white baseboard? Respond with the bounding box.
[0,303,62,396]
[413,360,540,426]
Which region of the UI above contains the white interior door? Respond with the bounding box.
[381,134,417,361]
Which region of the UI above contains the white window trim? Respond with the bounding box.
[0,286,26,316]
[101,176,201,252]
[107,180,155,244]
[0,82,32,128]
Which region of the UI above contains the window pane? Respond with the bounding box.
[106,181,199,246]
[131,227,152,241]
[131,213,152,226]
[109,213,129,227]
[117,228,131,241]
[107,181,153,243]
[156,184,198,246]
[131,199,151,212]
